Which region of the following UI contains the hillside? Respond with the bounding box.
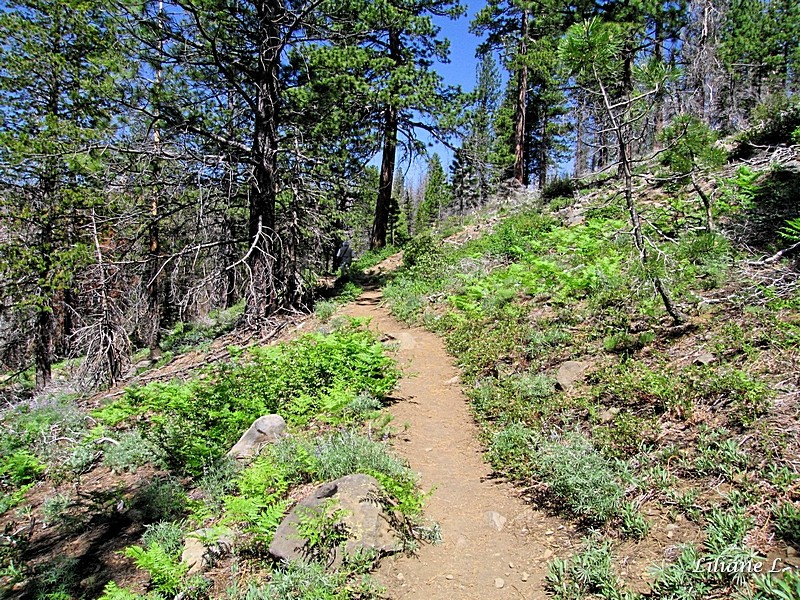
[1,137,799,599]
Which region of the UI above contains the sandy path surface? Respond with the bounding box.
[342,289,574,600]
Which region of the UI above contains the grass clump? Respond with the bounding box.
[546,539,639,600]
[234,558,381,600]
[489,426,623,525]
[535,433,625,525]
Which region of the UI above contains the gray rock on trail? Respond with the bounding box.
[181,529,235,575]
[556,360,591,391]
[227,414,287,459]
[484,510,507,532]
[269,473,401,564]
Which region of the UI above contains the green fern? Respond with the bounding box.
[780,217,800,241]
[123,543,187,596]
[98,581,164,600]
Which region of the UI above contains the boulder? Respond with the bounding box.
[227,414,287,459]
[269,473,400,564]
[556,361,591,391]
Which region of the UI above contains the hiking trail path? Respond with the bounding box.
[342,287,577,600]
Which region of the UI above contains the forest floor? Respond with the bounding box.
[343,285,575,600]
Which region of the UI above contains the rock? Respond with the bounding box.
[445,574,454,580]
[521,572,530,582]
[181,528,235,575]
[693,351,716,366]
[787,547,798,558]
[182,537,206,575]
[484,511,507,532]
[599,407,621,424]
[269,473,400,564]
[556,361,591,391]
[495,577,505,589]
[227,414,286,459]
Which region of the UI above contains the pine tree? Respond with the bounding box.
[332,0,462,249]
[416,154,451,230]
[561,17,686,324]
[454,54,502,208]
[0,0,126,388]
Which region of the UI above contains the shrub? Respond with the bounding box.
[546,540,635,600]
[134,478,187,523]
[487,423,537,478]
[103,430,166,473]
[140,521,185,557]
[542,175,576,201]
[238,559,380,600]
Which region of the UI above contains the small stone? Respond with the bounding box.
[787,547,798,558]
[545,530,554,536]
[495,578,505,589]
[509,562,514,569]
[485,511,508,531]
[556,361,591,390]
[694,351,716,366]
[542,549,553,559]
[445,574,454,580]
[445,376,459,385]
[521,572,530,582]
[397,573,405,581]
[599,407,621,423]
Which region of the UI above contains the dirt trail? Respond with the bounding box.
[343,289,576,600]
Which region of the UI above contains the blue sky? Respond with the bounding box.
[402,0,486,178]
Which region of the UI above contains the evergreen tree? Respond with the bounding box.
[334,0,462,249]
[0,0,126,388]
[127,0,324,323]
[453,54,502,208]
[416,153,451,230]
[561,18,686,324]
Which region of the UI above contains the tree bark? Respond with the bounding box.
[34,306,53,390]
[246,0,283,322]
[513,9,529,185]
[371,29,401,250]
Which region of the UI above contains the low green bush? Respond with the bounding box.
[94,322,399,475]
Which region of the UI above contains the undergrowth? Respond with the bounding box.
[93,320,399,475]
[381,179,799,598]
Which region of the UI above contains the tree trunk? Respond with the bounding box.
[513,9,529,185]
[371,29,401,250]
[691,175,714,232]
[575,97,586,177]
[246,0,283,322]
[34,306,53,390]
[147,166,161,355]
[537,113,548,190]
[147,0,163,357]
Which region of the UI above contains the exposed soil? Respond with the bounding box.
[343,289,577,599]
